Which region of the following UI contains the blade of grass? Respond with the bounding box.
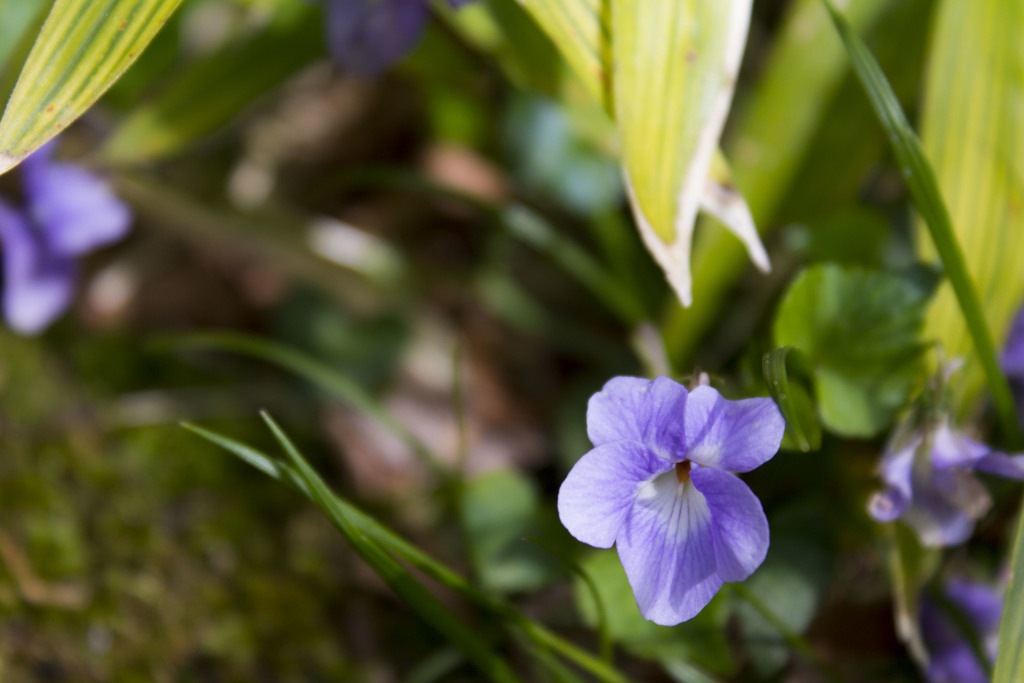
[259,411,522,683]
[182,421,631,683]
[820,0,1023,447]
[176,332,446,476]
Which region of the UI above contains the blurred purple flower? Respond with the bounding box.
[0,142,131,335]
[326,0,475,77]
[558,376,785,625]
[868,421,1024,546]
[920,579,1001,683]
[1001,304,1024,380]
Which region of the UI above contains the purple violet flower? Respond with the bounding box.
[919,579,1001,683]
[0,142,131,335]
[1001,304,1024,381]
[557,376,785,625]
[326,0,475,77]
[868,420,1024,546]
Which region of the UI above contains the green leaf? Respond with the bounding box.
[182,421,632,683]
[515,0,765,308]
[774,264,933,437]
[915,0,1024,416]
[661,0,898,363]
[0,0,184,174]
[101,5,322,164]
[613,0,764,307]
[820,0,1023,445]
[258,412,523,683]
[515,0,611,111]
[995,511,1024,683]
[460,470,559,594]
[762,347,821,452]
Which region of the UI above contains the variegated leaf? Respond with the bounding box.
[613,0,764,306]
[0,0,183,175]
[918,0,1024,414]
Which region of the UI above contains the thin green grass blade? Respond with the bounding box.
[0,0,184,174]
[820,0,1022,446]
[916,0,1024,416]
[258,412,523,683]
[176,332,445,474]
[101,5,322,164]
[183,421,631,683]
[995,511,1024,682]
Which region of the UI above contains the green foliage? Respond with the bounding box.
[762,347,821,452]
[460,470,560,594]
[0,0,184,173]
[821,0,1022,444]
[774,263,934,437]
[102,3,323,163]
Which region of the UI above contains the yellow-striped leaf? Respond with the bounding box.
[515,0,611,111]
[917,0,1024,414]
[0,0,183,175]
[614,0,765,306]
[519,0,766,306]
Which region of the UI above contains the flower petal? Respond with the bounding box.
[558,441,669,549]
[0,200,75,335]
[1002,304,1024,380]
[691,467,768,582]
[616,471,722,625]
[930,424,990,469]
[974,451,1024,480]
[906,467,990,547]
[681,385,784,472]
[586,376,688,456]
[22,145,131,256]
[920,580,1001,683]
[868,442,915,522]
[326,0,429,77]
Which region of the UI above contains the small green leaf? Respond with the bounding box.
[0,0,184,174]
[774,264,933,437]
[460,470,559,594]
[762,347,821,452]
[102,5,322,164]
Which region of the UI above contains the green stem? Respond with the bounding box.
[821,0,1023,447]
